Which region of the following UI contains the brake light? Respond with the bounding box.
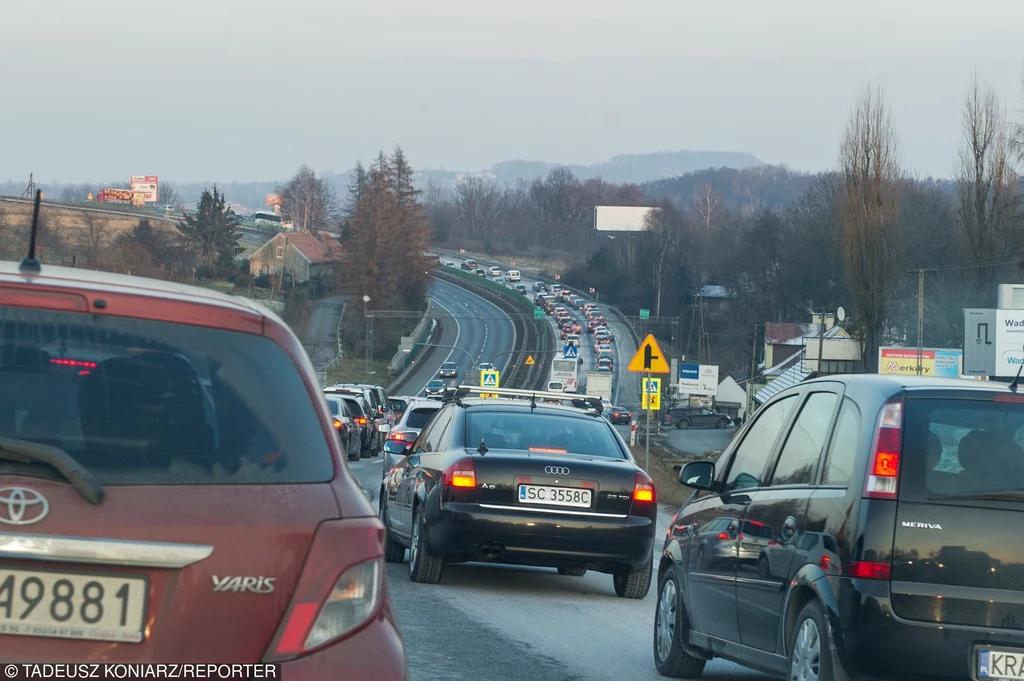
[50,358,98,368]
[267,519,383,660]
[388,431,410,441]
[332,418,342,430]
[849,560,891,580]
[864,399,903,499]
[716,532,730,540]
[529,447,567,454]
[442,459,476,488]
[355,416,367,426]
[632,471,656,503]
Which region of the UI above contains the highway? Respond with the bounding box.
[391,278,516,399]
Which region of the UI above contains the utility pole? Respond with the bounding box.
[916,268,924,376]
[816,306,826,377]
[644,371,651,472]
[747,324,758,418]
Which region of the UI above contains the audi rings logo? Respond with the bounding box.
[544,466,570,476]
[0,487,50,525]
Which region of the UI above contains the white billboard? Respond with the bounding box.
[594,206,660,232]
[130,175,159,203]
[995,310,1024,376]
[698,365,719,396]
[678,363,718,396]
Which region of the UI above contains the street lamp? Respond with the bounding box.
[363,295,374,375]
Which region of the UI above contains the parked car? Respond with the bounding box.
[655,374,1024,681]
[0,258,407,675]
[325,395,362,461]
[667,406,732,429]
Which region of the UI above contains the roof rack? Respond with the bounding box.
[445,385,603,414]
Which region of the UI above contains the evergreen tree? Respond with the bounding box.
[177,187,241,271]
[390,145,420,207]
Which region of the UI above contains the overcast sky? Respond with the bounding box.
[2,0,1022,183]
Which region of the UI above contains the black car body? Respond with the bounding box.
[438,362,459,379]
[605,406,632,425]
[379,386,658,598]
[668,406,732,429]
[654,375,1024,681]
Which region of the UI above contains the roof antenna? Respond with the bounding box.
[1010,344,1024,393]
[19,190,43,273]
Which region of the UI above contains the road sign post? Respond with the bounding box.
[639,309,650,320]
[480,370,500,398]
[563,344,579,359]
[534,308,544,320]
[629,336,669,471]
[641,377,662,471]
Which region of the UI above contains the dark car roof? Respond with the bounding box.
[799,374,1006,393]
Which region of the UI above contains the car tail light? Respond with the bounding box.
[632,471,656,503]
[716,532,730,540]
[332,418,343,430]
[442,458,476,488]
[849,560,891,580]
[267,519,384,660]
[388,430,410,441]
[354,416,367,426]
[864,399,903,500]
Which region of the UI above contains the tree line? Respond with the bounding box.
[421,69,1024,375]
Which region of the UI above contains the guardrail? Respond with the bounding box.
[389,300,435,374]
[388,319,442,395]
[321,300,348,376]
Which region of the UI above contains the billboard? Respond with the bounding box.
[678,363,719,396]
[265,194,284,206]
[130,176,158,203]
[594,206,661,232]
[99,188,133,204]
[878,347,962,378]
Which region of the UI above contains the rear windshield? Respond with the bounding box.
[326,398,341,417]
[390,398,408,413]
[464,411,626,459]
[0,306,333,484]
[340,397,365,416]
[405,407,439,429]
[901,397,1024,502]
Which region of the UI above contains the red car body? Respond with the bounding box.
[0,262,407,679]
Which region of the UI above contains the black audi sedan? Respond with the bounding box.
[378,385,658,598]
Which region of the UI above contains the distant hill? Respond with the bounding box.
[488,150,763,185]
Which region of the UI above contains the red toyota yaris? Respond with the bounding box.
[0,259,408,679]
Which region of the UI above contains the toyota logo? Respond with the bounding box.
[544,466,570,476]
[0,487,50,525]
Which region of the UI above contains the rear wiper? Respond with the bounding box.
[0,437,105,505]
[930,489,1024,502]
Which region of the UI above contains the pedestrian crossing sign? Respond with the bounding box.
[481,370,499,388]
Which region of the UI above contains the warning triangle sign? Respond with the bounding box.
[628,334,670,374]
[525,355,535,365]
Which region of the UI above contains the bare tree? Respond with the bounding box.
[78,212,108,268]
[837,84,904,372]
[955,72,1021,293]
[1013,64,1024,170]
[453,178,505,240]
[693,184,722,247]
[59,184,96,203]
[280,165,338,233]
[643,203,685,317]
[159,182,184,209]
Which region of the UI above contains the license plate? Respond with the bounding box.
[518,485,592,508]
[0,567,148,643]
[979,648,1024,680]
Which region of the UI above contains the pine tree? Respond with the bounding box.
[177,187,241,272]
[390,145,420,207]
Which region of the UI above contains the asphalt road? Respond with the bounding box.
[392,279,516,399]
[303,295,345,371]
[349,457,771,681]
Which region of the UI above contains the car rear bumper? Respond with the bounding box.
[428,502,655,568]
[834,578,1024,680]
[279,614,408,680]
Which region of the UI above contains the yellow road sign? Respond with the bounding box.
[480,369,500,398]
[628,334,670,374]
[525,355,535,365]
[642,378,662,410]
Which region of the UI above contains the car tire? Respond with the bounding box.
[379,498,406,564]
[676,419,690,429]
[654,570,707,678]
[557,567,587,577]
[758,555,771,579]
[716,418,729,429]
[408,505,444,584]
[613,552,652,599]
[348,448,360,462]
[789,599,833,681]
[360,446,371,459]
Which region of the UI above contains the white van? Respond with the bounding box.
[507,269,521,282]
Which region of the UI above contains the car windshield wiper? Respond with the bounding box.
[930,489,1024,502]
[0,437,105,505]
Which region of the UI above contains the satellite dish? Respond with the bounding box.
[836,306,846,322]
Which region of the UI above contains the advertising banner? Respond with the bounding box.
[678,363,700,392]
[878,347,962,377]
[265,194,284,206]
[130,175,158,203]
[99,188,133,204]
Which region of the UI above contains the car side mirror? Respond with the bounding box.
[679,461,715,490]
[378,424,391,434]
